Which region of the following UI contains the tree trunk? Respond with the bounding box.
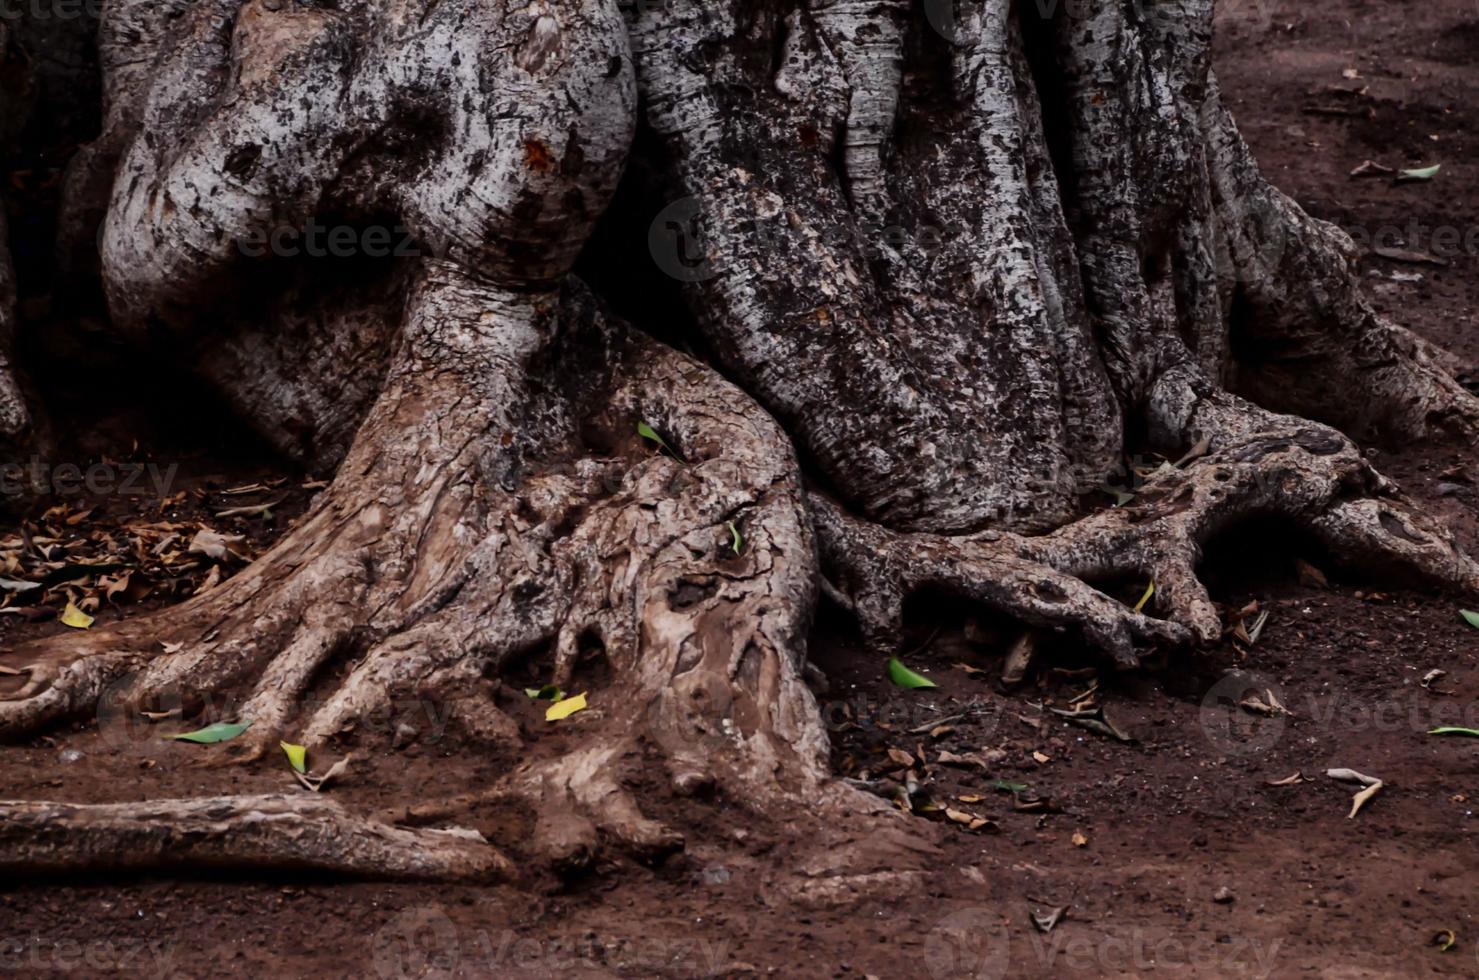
[2,0,1476,882]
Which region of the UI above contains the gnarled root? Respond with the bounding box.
[0,279,851,877]
[817,371,1479,669]
[0,794,509,882]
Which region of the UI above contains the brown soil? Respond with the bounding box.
[3,2,1479,976]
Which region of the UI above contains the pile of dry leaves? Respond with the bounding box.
[0,479,317,629]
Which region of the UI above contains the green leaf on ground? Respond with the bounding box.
[524,684,564,701]
[726,521,743,555]
[167,721,252,744]
[1460,609,1479,629]
[887,658,937,690]
[281,741,307,773]
[1429,727,1479,738]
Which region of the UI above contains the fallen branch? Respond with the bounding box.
[0,794,509,882]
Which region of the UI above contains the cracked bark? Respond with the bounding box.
[0,0,1475,882]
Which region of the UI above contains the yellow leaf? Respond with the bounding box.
[1133,581,1155,613]
[546,692,588,722]
[280,741,307,774]
[60,602,94,630]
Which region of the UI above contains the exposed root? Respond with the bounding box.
[813,497,1189,671]
[6,0,1479,891]
[0,282,839,876]
[817,372,1479,667]
[494,743,685,874]
[1201,76,1479,444]
[0,794,508,882]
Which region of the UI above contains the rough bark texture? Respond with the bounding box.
[0,794,508,881]
[2,0,1477,882]
[0,24,34,448]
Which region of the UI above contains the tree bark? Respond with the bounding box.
[1,0,1476,882]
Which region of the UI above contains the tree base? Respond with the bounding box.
[4,0,1479,886]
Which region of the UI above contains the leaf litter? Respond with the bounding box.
[0,485,319,628]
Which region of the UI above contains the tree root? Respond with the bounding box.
[817,374,1479,667]
[0,795,508,882]
[0,273,846,878]
[6,0,1479,889]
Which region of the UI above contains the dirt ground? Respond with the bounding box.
[3,1,1479,976]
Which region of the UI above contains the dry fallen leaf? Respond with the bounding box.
[1267,772,1306,787]
[59,602,94,630]
[1327,768,1384,818]
[295,754,352,793]
[886,747,916,769]
[1295,559,1329,588]
[1032,751,1050,764]
[936,749,1002,770]
[194,565,222,596]
[1071,831,1088,848]
[944,808,996,832]
[188,529,249,562]
[1348,782,1382,818]
[1238,690,1288,717]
